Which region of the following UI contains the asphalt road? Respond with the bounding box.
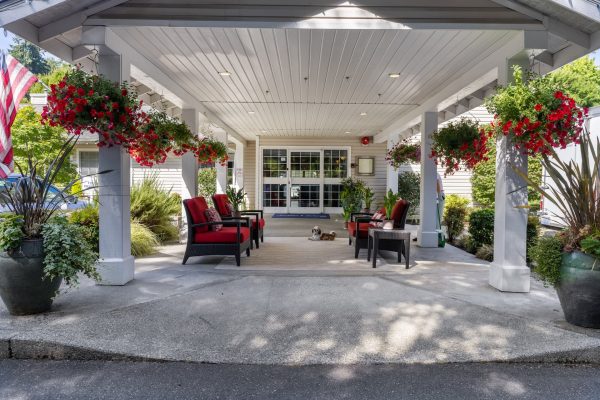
[1,360,600,399]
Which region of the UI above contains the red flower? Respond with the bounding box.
[534,104,543,112]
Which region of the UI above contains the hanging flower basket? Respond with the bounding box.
[485,67,587,156]
[430,118,490,175]
[42,68,229,167]
[386,140,421,168]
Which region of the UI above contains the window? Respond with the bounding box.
[263,149,287,178]
[324,150,348,178]
[290,184,320,208]
[323,184,343,208]
[79,151,99,176]
[263,184,287,207]
[290,151,320,178]
[227,160,234,186]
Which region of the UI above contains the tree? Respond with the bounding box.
[11,106,77,185]
[8,38,50,75]
[547,56,600,107]
[29,64,70,94]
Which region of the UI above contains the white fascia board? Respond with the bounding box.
[5,19,73,62]
[0,0,69,27]
[101,28,247,146]
[546,0,600,24]
[374,32,526,143]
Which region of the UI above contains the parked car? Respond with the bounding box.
[0,174,88,213]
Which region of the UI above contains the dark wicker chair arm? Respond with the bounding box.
[351,212,373,222]
[242,210,264,218]
[222,217,250,227]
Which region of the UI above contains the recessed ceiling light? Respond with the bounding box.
[388,73,400,78]
[360,112,367,116]
[248,111,256,114]
[261,130,267,133]
[345,131,351,134]
[219,71,231,76]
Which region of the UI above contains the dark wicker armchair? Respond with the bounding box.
[212,194,265,249]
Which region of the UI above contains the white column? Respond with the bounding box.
[386,133,399,193]
[417,111,438,248]
[180,109,198,200]
[214,129,229,194]
[232,139,244,190]
[96,54,134,286]
[489,55,531,293]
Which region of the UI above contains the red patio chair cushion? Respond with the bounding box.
[347,222,370,239]
[251,218,265,229]
[391,199,409,225]
[187,197,209,233]
[193,226,251,244]
[213,194,232,217]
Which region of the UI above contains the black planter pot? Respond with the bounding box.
[0,239,62,316]
[556,251,600,328]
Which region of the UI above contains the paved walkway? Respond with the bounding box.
[1,227,600,364]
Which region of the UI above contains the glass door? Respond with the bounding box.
[288,150,322,213]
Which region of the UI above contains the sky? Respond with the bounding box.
[2,28,600,66]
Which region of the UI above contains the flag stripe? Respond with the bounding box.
[0,52,37,178]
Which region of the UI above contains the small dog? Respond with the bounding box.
[320,231,336,241]
[309,226,322,241]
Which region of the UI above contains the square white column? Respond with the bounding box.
[96,54,134,286]
[214,130,229,194]
[417,111,438,248]
[180,109,199,200]
[386,133,399,193]
[489,55,531,293]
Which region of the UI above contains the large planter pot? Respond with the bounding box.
[556,251,600,328]
[0,239,62,316]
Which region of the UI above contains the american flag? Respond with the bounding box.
[0,52,38,178]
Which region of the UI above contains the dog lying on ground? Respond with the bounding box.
[308,226,336,241]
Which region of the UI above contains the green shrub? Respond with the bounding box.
[443,194,470,242]
[397,171,420,217]
[130,176,181,242]
[475,244,494,262]
[68,205,100,252]
[198,167,217,198]
[530,235,563,287]
[340,177,365,221]
[131,221,159,257]
[455,233,478,254]
[468,208,495,247]
[527,215,540,263]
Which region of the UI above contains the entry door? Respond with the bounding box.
[288,150,322,213]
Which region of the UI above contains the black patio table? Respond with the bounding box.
[367,228,411,269]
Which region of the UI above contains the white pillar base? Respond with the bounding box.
[96,256,135,286]
[417,231,438,248]
[489,263,530,293]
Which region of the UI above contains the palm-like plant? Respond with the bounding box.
[514,130,600,250]
[226,186,246,212]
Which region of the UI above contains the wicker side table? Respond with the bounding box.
[367,229,411,269]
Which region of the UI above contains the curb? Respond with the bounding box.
[3,337,600,365]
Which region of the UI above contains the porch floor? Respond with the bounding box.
[1,226,600,364]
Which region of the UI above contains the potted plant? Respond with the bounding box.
[382,189,399,230]
[226,186,246,218]
[362,187,375,213]
[430,118,490,175]
[0,138,100,315]
[386,139,421,168]
[522,131,600,328]
[340,177,365,228]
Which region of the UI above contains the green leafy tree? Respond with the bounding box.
[29,64,70,94]
[547,56,600,107]
[8,38,50,75]
[11,106,77,185]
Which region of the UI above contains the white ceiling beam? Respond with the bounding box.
[38,0,129,43]
[0,0,68,26]
[546,0,600,24]
[5,19,73,62]
[375,32,529,143]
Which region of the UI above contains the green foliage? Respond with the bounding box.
[11,106,78,185]
[383,189,399,219]
[29,64,69,94]
[527,216,541,263]
[340,177,365,221]
[0,215,25,252]
[430,118,486,175]
[444,195,470,242]
[471,135,542,207]
[397,171,420,216]
[581,236,600,258]
[363,187,375,210]
[130,176,181,242]
[226,186,246,212]
[130,221,160,257]
[475,244,494,262]
[198,167,217,198]
[68,205,100,252]
[547,56,600,108]
[468,209,495,247]
[42,217,99,287]
[530,235,564,287]
[9,38,50,75]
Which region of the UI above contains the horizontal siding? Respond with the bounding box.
[244,141,257,209]
[397,165,473,203]
[131,156,183,194]
[257,137,387,209]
